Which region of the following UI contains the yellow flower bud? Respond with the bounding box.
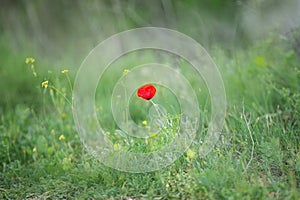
[123,69,130,76]
[187,149,196,160]
[61,69,69,74]
[41,80,49,88]
[59,134,66,141]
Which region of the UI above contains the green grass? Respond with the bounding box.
[0,33,299,199]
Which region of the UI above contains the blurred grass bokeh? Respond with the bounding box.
[0,0,299,199]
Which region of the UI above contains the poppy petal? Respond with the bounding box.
[137,84,156,100]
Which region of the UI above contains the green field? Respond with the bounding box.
[1,1,300,199]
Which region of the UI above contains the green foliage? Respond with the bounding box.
[0,36,41,108]
[0,30,300,199]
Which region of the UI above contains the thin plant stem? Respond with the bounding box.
[65,74,73,91]
[49,86,72,106]
[242,101,255,174]
[123,76,128,125]
[149,99,163,119]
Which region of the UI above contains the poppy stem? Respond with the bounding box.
[149,100,163,119]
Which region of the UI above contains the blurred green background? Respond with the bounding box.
[0,0,300,107]
[1,0,299,110]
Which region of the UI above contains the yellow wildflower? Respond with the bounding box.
[32,147,37,153]
[41,80,49,88]
[59,134,66,141]
[187,149,196,160]
[61,69,69,74]
[113,143,120,151]
[142,120,148,126]
[25,57,35,64]
[123,69,130,76]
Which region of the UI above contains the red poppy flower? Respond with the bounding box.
[137,84,156,100]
